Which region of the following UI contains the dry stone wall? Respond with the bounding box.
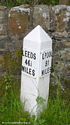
[0,5,70,88]
[0,6,8,76]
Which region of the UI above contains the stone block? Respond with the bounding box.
[33,5,50,31]
[8,5,30,39]
[0,24,7,35]
[59,0,70,5]
[52,5,70,36]
[52,37,70,83]
[0,6,8,37]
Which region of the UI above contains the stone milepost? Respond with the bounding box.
[21,25,52,115]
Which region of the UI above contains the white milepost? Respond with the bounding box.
[20,25,52,115]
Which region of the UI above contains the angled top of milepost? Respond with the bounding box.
[24,25,52,43]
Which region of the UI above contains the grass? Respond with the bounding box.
[0,0,59,8]
[37,99,70,125]
[0,72,70,125]
[0,74,30,124]
[0,51,70,125]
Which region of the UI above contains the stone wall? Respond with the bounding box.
[0,6,8,76]
[0,5,70,88]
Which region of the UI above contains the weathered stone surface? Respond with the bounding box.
[51,6,70,85]
[52,36,70,88]
[0,6,8,76]
[5,38,22,52]
[0,6,8,37]
[8,5,30,39]
[59,0,70,5]
[0,24,7,36]
[33,5,50,31]
[52,5,70,37]
[0,37,9,73]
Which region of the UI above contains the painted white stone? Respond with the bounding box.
[20,25,52,115]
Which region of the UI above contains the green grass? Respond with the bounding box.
[0,74,30,124]
[0,0,59,8]
[0,51,70,124]
[36,99,70,125]
[0,73,70,125]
